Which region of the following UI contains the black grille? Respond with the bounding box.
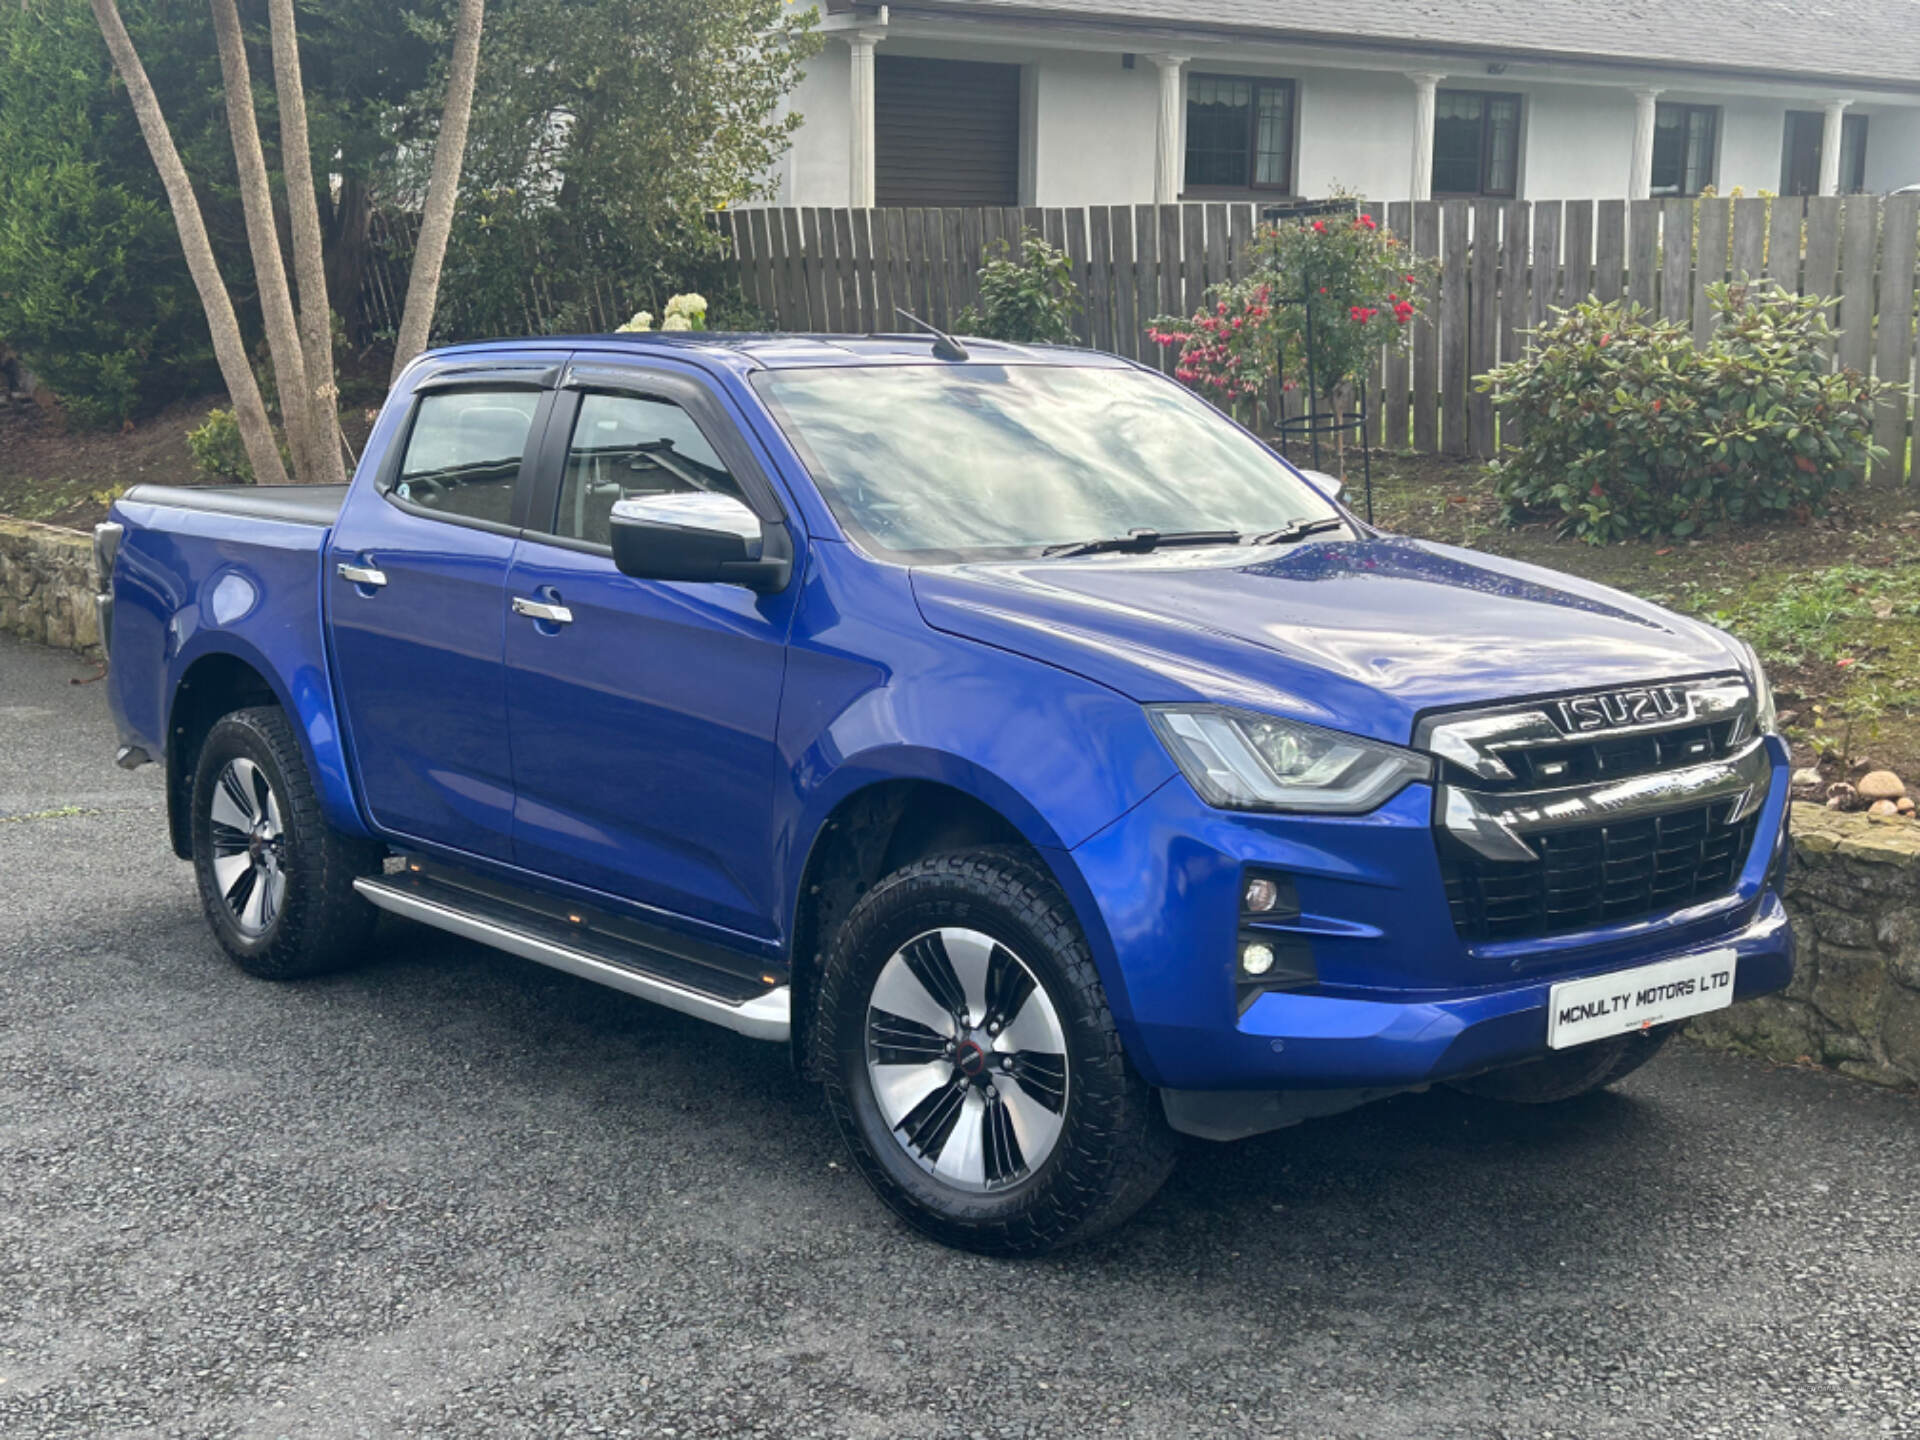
[1441,801,1760,943]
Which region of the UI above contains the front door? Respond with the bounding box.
[503,367,801,942]
[1782,110,1822,197]
[329,372,556,861]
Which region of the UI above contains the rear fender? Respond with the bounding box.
[163,625,367,851]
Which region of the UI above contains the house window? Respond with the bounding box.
[1651,103,1718,196]
[1432,90,1521,197]
[1782,110,1870,196]
[1183,75,1296,192]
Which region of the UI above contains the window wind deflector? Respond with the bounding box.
[414,362,561,392]
[1041,528,1242,559]
[1247,516,1347,546]
[562,362,677,393]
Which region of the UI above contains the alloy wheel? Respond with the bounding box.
[206,757,288,938]
[864,926,1070,1192]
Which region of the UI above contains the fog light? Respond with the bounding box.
[1243,877,1281,913]
[1241,942,1276,976]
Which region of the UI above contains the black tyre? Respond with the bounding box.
[1446,1025,1676,1104]
[818,847,1177,1255]
[190,706,382,980]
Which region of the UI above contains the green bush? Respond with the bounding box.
[1482,284,1888,543]
[187,409,254,484]
[956,233,1081,345]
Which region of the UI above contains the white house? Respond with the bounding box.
[776,0,1920,208]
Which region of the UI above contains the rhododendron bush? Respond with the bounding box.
[1481,284,1889,544]
[1150,204,1435,437]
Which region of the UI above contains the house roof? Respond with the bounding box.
[902,0,1920,92]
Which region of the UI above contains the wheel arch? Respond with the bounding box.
[162,635,365,859]
[784,767,1122,1081]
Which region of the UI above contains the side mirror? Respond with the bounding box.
[609,492,792,593]
[1296,467,1346,504]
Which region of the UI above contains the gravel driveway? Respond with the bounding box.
[2,634,1915,1439]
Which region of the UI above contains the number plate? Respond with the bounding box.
[1546,950,1738,1050]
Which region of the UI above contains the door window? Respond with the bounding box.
[392,388,542,525]
[550,391,746,546]
[1184,76,1296,193]
[1651,103,1718,197]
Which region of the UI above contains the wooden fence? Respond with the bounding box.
[723,197,1920,481]
[356,210,649,344]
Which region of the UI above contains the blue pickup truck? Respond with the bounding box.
[97,332,1793,1254]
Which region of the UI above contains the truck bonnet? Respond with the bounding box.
[909,535,1746,747]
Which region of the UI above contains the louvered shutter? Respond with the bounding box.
[875,57,1021,208]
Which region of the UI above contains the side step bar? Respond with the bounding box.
[354,876,791,1042]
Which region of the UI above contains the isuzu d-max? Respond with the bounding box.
[96,332,1793,1254]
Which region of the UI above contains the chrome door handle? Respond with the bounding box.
[336,562,387,587]
[512,596,573,625]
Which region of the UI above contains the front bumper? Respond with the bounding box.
[1064,734,1795,1099]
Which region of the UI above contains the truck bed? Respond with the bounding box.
[119,483,349,527]
[106,481,354,851]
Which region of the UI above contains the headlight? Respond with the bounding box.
[1148,704,1432,814]
[1736,642,1778,735]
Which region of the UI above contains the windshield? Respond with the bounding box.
[751,363,1339,562]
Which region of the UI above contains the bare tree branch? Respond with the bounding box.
[391,0,485,384]
[209,0,318,482]
[267,0,347,484]
[89,0,290,486]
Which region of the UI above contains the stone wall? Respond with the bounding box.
[1691,803,1920,1087]
[0,518,99,654]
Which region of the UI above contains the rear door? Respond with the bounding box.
[328,362,560,860]
[502,360,801,942]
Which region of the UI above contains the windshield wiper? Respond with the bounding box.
[1041,528,1243,559]
[1247,516,1348,546]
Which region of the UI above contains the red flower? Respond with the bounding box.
[1405,273,1416,283]
[1388,293,1399,302]
[1311,220,1327,233]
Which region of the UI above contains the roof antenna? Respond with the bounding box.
[893,308,970,361]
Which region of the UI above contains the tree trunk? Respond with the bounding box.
[325,174,372,345]
[89,0,290,486]
[267,0,346,484]
[390,0,485,384]
[209,0,318,483]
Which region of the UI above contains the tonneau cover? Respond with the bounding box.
[121,483,348,527]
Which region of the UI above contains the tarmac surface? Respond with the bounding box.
[2,633,1916,1438]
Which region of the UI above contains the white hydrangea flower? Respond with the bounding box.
[615,309,654,333]
[660,313,693,331]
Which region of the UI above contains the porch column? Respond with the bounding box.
[845,29,885,208]
[1149,54,1187,205]
[1819,98,1850,196]
[1629,88,1663,201]
[1406,72,1444,202]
